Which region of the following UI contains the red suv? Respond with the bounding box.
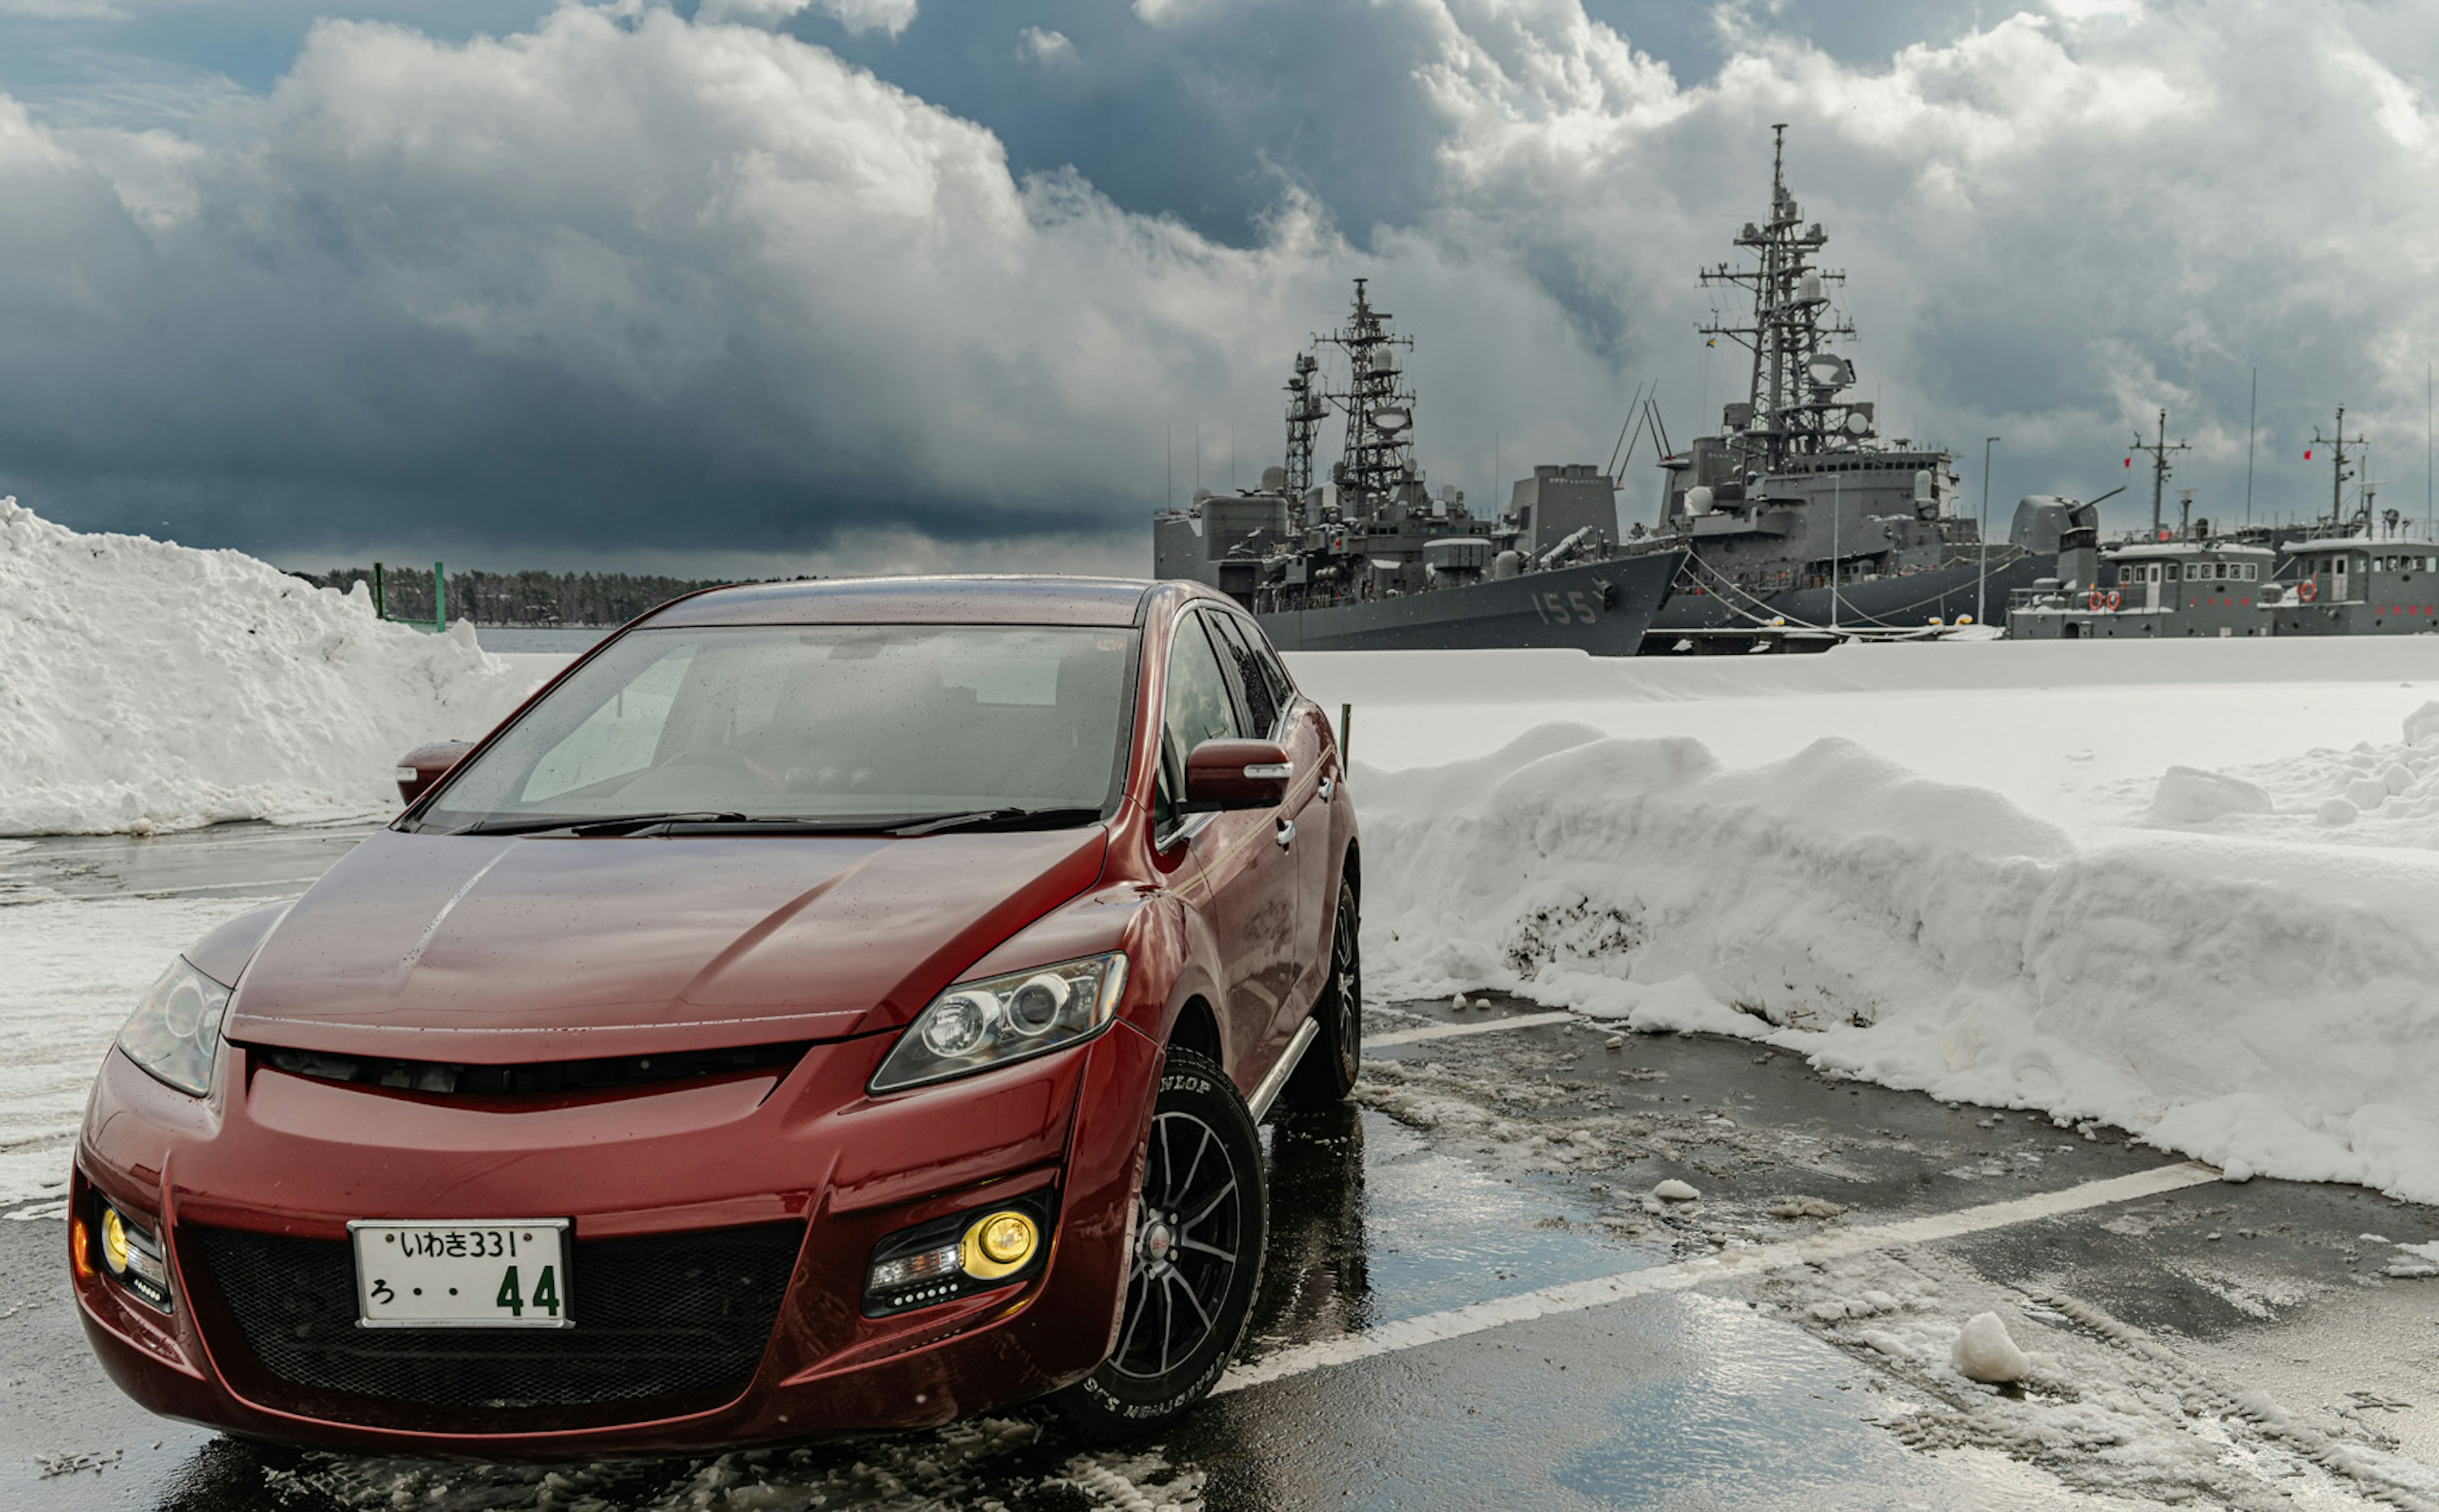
[70,577,1360,1454]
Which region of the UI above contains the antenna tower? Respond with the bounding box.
[1282,351,1325,495]
[2130,408,2190,539]
[2311,406,2368,533]
[1317,278,1418,508]
[1697,124,1868,476]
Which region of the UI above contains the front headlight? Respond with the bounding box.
[870,953,1127,1094]
[116,957,232,1097]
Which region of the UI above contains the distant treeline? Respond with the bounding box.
[299,566,796,627]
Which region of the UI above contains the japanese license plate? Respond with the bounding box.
[349,1219,572,1328]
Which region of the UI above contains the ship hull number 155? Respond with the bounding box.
[1529,591,1599,626]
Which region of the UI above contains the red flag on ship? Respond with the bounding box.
[2123,457,2132,467]
[2305,449,2314,460]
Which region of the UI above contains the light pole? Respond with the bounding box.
[1977,436,2001,627]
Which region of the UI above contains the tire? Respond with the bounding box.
[1053,1048,1267,1442]
[1281,876,1361,1109]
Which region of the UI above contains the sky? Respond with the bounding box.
[0,0,2434,577]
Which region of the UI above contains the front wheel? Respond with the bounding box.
[1053,1048,1267,1441]
[1281,876,1361,1108]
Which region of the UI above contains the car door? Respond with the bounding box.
[1155,606,1303,1087]
[1207,610,1333,1036]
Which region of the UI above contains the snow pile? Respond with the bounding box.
[0,498,539,834]
[1356,723,2439,1205]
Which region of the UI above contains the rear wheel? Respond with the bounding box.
[1282,877,1361,1108]
[1054,1048,1266,1441]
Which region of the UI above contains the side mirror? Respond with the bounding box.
[1183,739,1292,812]
[395,740,474,805]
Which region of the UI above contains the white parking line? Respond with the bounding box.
[1364,1010,1578,1048]
[1216,1161,2222,1395]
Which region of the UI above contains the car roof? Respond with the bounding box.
[643,575,1162,628]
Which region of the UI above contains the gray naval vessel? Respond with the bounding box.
[1639,126,2080,650]
[1152,281,1686,655]
[2013,407,2439,639]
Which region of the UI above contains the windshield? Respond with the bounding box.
[414,624,1139,834]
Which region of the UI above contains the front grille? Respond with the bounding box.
[250,1040,808,1097]
[182,1221,803,1432]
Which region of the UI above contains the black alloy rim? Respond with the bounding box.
[1113,1111,1242,1381]
[1332,893,1361,1078]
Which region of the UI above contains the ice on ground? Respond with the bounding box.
[1354,717,2439,1205]
[1754,1246,2439,1508]
[0,895,273,1206]
[1952,1311,2031,1383]
[0,498,547,835]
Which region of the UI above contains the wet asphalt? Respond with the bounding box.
[4,826,2436,1509]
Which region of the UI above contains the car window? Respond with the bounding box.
[1206,612,1280,738]
[1159,611,1241,824]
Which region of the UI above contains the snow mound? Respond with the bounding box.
[1360,725,2439,1205]
[0,498,539,834]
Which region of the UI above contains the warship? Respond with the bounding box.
[1152,281,1686,655]
[1637,126,2079,650]
[2013,406,2439,639]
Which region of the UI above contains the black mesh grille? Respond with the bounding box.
[182,1221,803,1431]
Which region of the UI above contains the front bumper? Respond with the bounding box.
[74,1019,1159,1457]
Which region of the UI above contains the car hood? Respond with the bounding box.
[225,826,1110,1062]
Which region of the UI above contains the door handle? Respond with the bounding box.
[1274,819,1295,850]
[1317,776,1334,801]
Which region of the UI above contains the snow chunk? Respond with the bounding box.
[1951,1311,2031,1384]
[2405,700,2439,746]
[2388,1241,2439,1279]
[2143,766,2273,826]
[1651,1179,1701,1203]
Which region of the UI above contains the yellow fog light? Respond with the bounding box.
[959,1210,1039,1280]
[100,1207,131,1276]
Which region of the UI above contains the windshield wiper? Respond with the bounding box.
[456,811,748,837]
[887,806,1103,838]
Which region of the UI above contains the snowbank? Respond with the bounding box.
[1357,720,2439,1206]
[0,498,544,834]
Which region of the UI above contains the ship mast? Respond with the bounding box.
[1282,351,1325,496]
[2128,408,2189,540]
[2312,406,2367,534]
[1318,278,1418,511]
[1698,124,1863,476]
